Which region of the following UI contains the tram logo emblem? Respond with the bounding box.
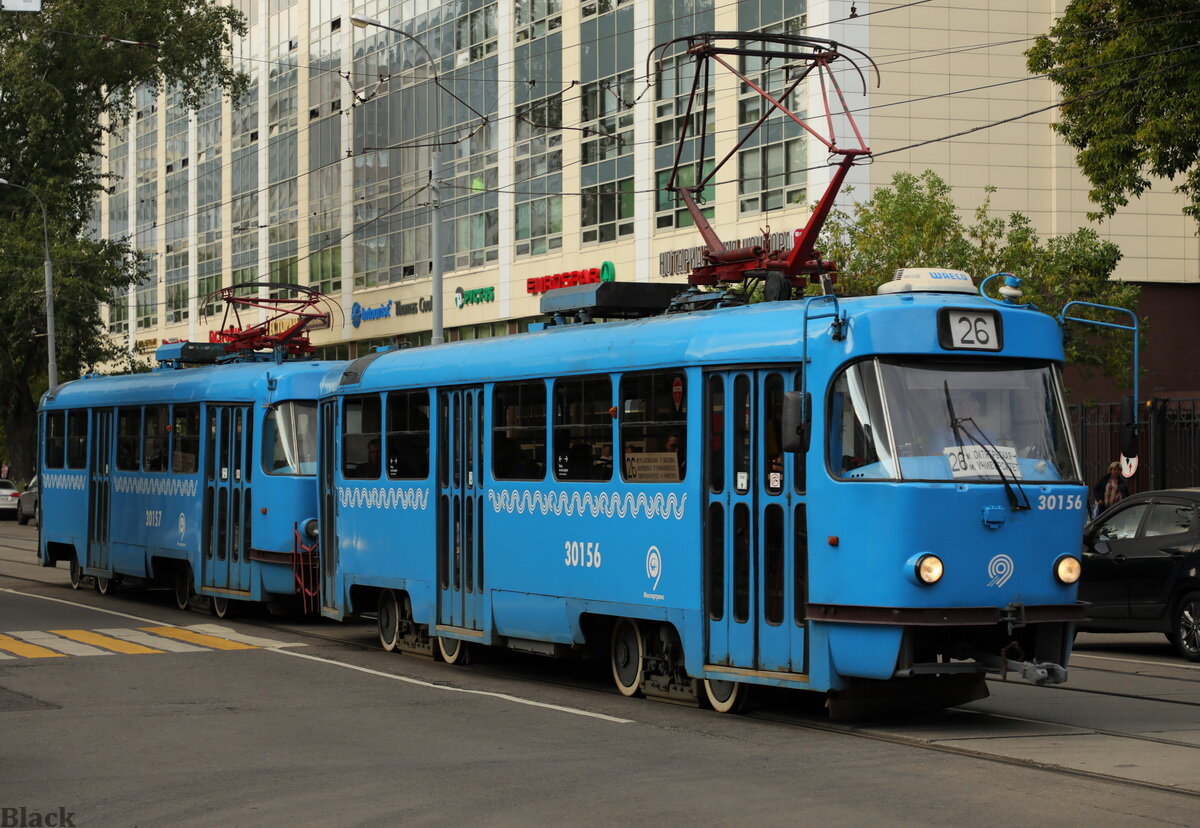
[646,546,662,591]
[987,554,1015,588]
[177,512,186,538]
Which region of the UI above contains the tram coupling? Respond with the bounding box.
[976,649,1068,686]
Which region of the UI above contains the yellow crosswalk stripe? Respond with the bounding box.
[49,629,163,655]
[0,633,67,659]
[140,626,258,650]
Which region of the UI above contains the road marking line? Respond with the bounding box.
[7,630,114,657]
[1072,652,1200,671]
[0,588,176,625]
[270,648,635,725]
[96,628,207,653]
[186,624,306,648]
[0,633,65,659]
[50,629,163,655]
[142,627,258,650]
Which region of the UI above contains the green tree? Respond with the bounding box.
[0,1,247,481]
[819,170,1140,383]
[1026,0,1200,226]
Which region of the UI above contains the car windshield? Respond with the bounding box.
[262,401,318,476]
[829,357,1080,482]
[0,481,14,491]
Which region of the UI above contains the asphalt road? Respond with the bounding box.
[1,519,1199,826]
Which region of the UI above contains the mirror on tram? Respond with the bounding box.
[781,391,810,453]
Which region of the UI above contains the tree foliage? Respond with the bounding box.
[818,170,1140,384]
[0,0,246,481]
[1026,0,1200,226]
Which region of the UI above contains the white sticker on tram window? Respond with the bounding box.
[736,471,749,491]
[943,445,1022,478]
[769,472,782,489]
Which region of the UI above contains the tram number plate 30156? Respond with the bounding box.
[938,308,1002,351]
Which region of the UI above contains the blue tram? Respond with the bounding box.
[38,342,333,616]
[318,270,1088,716]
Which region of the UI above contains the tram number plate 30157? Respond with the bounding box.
[938,308,1002,351]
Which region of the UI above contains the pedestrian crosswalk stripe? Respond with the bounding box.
[0,633,67,659]
[140,626,259,650]
[8,630,114,657]
[96,628,207,653]
[50,629,163,655]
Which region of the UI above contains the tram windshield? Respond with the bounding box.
[263,401,318,476]
[829,358,1079,482]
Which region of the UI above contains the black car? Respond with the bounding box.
[1079,488,1200,661]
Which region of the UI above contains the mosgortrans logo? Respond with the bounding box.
[454,286,496,309]
[350,300,393,328]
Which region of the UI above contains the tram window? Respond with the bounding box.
[263,401,318,476]
[763,374,784,494]
[172,405,200,474]
[343,395,382,479]
[143,405,169,472]
[620,371,687,483]
[44,411,65,469]
[706,375,724,493]
[829,366,889,479]
[793,374,806,494]
[794,503,808,626]
[492,381,546,481]
[706,502,725,621]
[386,391,430,479]
[733,375,750,492]
[733,502,750,623]
[553,376,613,481]
[764,504,785,625]
[117,407,141,471]
[66,410,88,469]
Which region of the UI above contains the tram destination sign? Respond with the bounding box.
[937,307,1003,352]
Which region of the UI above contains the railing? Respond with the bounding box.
[1070,399,1200,494]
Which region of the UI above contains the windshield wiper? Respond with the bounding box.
[943,381,1031,511]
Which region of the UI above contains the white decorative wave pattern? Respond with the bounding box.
[42,473,86,491]
[113,476,199,497]
[337,486,430,511]
[488,489,688,520]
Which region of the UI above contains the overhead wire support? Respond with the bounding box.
[648,31,879,294]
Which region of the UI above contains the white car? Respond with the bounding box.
[0,480,18,519]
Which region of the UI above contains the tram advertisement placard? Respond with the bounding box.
[943,444,1022,478]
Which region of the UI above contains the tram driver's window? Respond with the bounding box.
[343,396,382,479]
[386,390,430,479]
[65,410,88,469]
[493,381,546,481]
[117,407,142,471]
[44,411,65,469]
[620,371,687,483]
[143,405,169,472]
[553,376,613,482]
[172,405,200,474]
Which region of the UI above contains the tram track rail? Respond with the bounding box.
[5,553,1200,802]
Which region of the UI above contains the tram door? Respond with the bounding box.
[704,370,808,674]
[437,387,484,633]
[203,405,253,594]
[87,409,113,575]
[318,400,339,612]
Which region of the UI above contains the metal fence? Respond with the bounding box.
[1070,399,1200,494]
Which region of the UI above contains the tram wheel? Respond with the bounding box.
[212,596,232,619]
[378,590,400,653]
[1171,591,1200,662]
[702,678,748,714]
[436,635,470,665]
[610,618,644,697]
[173,566,192,611]
[94,575,112,596]
[69,558,82,590]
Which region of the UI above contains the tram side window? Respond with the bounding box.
[553,376,613,481]
[343,396,382,479]
[620,371,687,483]
[386,390,430,479]
[492,381,546,481]
[44,411,65,469]
[263,401,318,476]
[117,407,141,471]
[65,410,88,468]
[143,405,169,472]
[172,405,200,474]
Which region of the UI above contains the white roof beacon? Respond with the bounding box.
[876,267,977,295]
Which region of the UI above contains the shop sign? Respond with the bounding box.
[526,261,616,295]
[658,232,790,277]
[394,296,435,317]
[455,286,496,309]
[351,300,393,328]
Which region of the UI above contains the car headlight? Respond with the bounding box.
[304,518,319,539]
[1054,555,1081,585]
[915,554,944,585]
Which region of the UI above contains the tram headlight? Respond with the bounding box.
[304,518,319,539]
[1054,555,1081,585]
[914,554,944,585]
